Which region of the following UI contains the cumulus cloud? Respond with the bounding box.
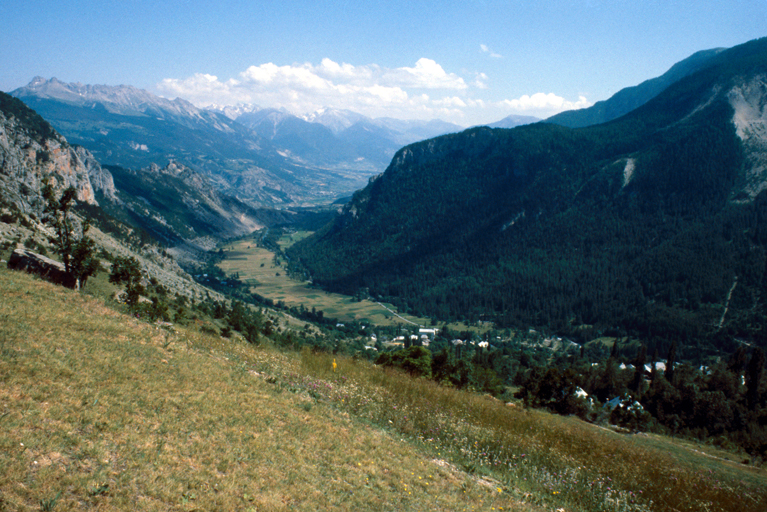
[498,93,592,118]
[158,58,469,118]
[389,58,468,89]
[157,58,591,125]
[473,72,489,89]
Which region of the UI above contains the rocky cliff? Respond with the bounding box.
[0,92,114,215]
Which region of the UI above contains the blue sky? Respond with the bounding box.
[2,0,766,125]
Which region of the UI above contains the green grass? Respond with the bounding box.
[218,239,436,327]
[297,352,767,512]
[3,266,766,511]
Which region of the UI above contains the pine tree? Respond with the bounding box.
[109,256,144,307]
[665,340,678,384]
[746,347,765,409]
[631,344,647,394]
[42,184,99,289]
[610,339,619,360]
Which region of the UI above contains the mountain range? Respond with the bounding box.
[288,37,767,355]
[10,79,462,207]
[221,106,462,172]
[0,89,296,262]
[5,37,767,357]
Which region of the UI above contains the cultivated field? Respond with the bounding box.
[217,235,437,328]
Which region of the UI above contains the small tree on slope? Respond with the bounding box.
[42,184,99,289]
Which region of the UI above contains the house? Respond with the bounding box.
[603,393,645,413]
[643,362,666,374]
[419,328,437,340]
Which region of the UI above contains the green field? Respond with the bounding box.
[218,236,435,328]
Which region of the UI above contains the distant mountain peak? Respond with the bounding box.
[12,77,200,119]
[301,107,371,133]
[482,114,540,129]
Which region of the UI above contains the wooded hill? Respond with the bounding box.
[288,38,767,359]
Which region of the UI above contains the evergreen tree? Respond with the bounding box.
[665,340,678,384]
[650,348,659,387]
[109,256,144,307]
[728,346,748,375]
[746,347,765,409]
[610,339,619,360]
[631,344,647,394]
[42,185,99,289]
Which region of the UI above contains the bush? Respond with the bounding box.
[376,346,432,378]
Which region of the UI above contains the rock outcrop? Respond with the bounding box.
[729,75,767,200]
[0,91,114,214]
[7,247,75,288]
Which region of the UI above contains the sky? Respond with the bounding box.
[2,0,766,126]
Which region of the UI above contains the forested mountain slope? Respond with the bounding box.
[289,38,767,356]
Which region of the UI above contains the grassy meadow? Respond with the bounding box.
[0,267,534,511]
[2,266,767,511]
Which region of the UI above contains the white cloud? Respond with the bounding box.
[388,58,468,89]
[434,96,468,108]
[473,72,489,89]
[158,58,468,120]
[480,44,502,58]
[156,58,591,126]
[498,93,592,118]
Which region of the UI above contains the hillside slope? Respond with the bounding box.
[289,38,767,354]
[0,267,530,511]
[2,267,765,511]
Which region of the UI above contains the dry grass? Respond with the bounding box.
[3,266,766,511]
[0,267,537,511]
[297,351,767,512]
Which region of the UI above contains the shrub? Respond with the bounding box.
[376,345,432,378]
